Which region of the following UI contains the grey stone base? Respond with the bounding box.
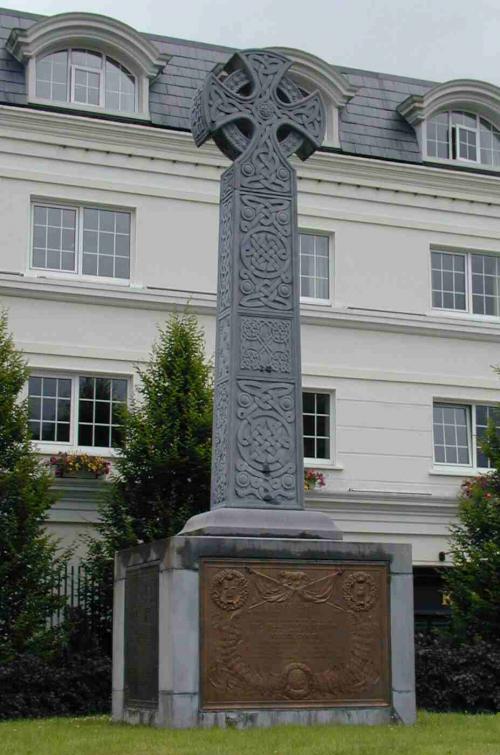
[179,507,343,539]
[113,536,416,729]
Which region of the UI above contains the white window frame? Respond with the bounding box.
[29,200,134,285]
[424,110,500,168]
[27,371,130,456]
[303,389,334,467]
[31,48,141,117]
[430,247,500,320]
[299,230,333,306]
[432,399,499,473]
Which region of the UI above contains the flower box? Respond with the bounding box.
[48,452,111,480]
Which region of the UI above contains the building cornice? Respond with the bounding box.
[2,106,500,208]
[1,273,500,345]
[307,489,457,514]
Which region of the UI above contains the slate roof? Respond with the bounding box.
[0,7,437,164]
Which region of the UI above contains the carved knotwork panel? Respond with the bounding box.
[201,560,391,709]
[235,380,296,504]
[240,316,291,374]
[239,194,293,311]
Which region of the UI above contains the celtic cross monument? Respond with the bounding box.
[113,49,416,730]
[182,49,341,537]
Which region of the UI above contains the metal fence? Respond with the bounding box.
[49,562,112,653]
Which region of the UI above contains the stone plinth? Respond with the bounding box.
[113,536,416,728]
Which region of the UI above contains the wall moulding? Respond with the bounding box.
[1,274,499,348]
[4,106,500,207]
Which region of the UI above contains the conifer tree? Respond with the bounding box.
[83,314,213,650]
[0,311,63,663]
[444,397,500,643]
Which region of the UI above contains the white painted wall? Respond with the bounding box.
[0,106,498,565]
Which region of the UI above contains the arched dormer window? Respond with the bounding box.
[35,49,136,113]
[7,12,168,120]
[426,110,500,166]
[398,79,500,169]
[268,47,356,148]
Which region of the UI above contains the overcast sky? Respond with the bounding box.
[3,0,499,85]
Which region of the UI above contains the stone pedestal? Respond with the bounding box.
[113,535,416,728]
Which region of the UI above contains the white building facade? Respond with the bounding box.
[0,9,499,613]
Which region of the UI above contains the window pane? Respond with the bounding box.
[475,404,500,468]
[36,51,68,102]
[471,254,500,317]
[28,376,72,444]
[78,375,127,448]
[431,251,466,310]
[82,208,131,279]
[105,58,136,113]
[303,391,331,461]
[299,233,330,301]
[433,402,470,465]
[71,50,102,68]
[32,205,76,272]
[73,68,101,105]
[427,112,449,159]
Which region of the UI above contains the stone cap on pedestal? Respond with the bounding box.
[179,507,343,540]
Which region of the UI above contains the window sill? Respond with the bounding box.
[430,308,500,324]
[300,298,332,308]
[429,466,492,477]
[424,156,500,172]
[27,97,151,122]
[33,442,119,458]
[26,271,133,288]
[304,461,344,471]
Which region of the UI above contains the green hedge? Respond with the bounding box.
[415,632,500,712]
[0,652,111,720]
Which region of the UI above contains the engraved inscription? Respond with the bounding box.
[240,317,291,374]
[201,560,391,709]
[124,565,159,708]
[235,380,296,504]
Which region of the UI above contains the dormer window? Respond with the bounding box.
[7,12,168,121]
[426,110,500,166]
[36,49,136,113]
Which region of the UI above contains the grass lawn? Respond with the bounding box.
[0,712,499,755]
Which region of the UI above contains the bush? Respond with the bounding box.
[0,651,111,720]
[415,631,500,712]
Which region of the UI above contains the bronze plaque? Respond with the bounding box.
[124,564,159,708]
[201,559,390,709]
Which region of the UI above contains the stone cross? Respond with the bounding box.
[191,49,326,516]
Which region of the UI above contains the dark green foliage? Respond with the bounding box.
[102,312,213,548]
[82,314,213,654]
[444,420,500,643]
[0,311,65,663]
[0,649,111,720]
[415,631,500,712]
